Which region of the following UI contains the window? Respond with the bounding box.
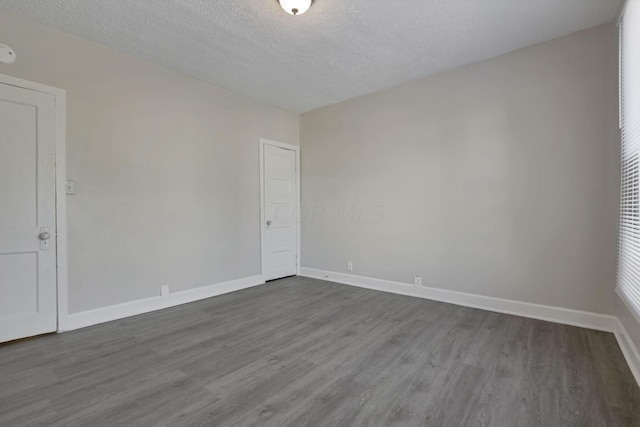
[618,0,640,317]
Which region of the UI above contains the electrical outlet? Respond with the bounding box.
[347,261,353,271]
[65,180,76,195]
[161,285,170,297]
[414,276,423,287]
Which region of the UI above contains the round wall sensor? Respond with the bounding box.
[0,44,16,64]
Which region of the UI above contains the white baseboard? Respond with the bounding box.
[300,267,618,333]
[64,275,265,331]
[614,319,640,387]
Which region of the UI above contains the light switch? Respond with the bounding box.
[65,180,76,195]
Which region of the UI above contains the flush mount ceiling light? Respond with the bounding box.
[279,0,313,16]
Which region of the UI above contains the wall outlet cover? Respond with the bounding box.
[414,276,423,287]
[65,180,76,195]
[161,285,170,297]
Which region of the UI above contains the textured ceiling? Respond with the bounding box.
[0,0,622,112]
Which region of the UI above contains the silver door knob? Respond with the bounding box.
[39,232,51,240]
[266,220,272,226]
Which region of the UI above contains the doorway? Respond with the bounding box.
[260,139,300,281]
[0,74,66,342]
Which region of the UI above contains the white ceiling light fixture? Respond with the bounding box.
[279,0,313,16]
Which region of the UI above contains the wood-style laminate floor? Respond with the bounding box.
[1,276,639,427]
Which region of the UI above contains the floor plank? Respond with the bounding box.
[1,276,639,426]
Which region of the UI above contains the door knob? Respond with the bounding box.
[39,227,51,251]
[266,220,272,226]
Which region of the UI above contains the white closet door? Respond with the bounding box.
[0,83,57,343]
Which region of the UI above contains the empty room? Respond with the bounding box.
[1,0,640,425]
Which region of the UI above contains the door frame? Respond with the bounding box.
[259,138,301,280]
[0,73,68,332]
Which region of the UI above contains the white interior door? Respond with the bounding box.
[262,143,298,281]
[0,83,57,343]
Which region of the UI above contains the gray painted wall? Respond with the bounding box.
[0,11,300,313]
[301,24,620,314]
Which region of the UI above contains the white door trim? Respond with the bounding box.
[0,73,68,332]
[259,138,301,279]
